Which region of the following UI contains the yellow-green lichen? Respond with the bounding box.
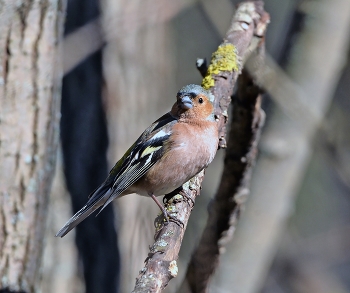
[173,194,183,201]
[201,43,239,90]
[166,205,176,213]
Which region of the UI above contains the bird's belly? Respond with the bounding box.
[132,135,218,197]
[133,162,194,196]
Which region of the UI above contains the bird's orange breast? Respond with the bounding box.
[131,120,218,196]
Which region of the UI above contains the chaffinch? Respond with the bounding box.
[56,84,218,237]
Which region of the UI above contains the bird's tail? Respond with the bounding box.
[55,185,112,238]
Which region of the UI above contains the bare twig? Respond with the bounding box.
[63,19,104,75]
[132,2,269,292]
[63,0,196,75]
[196,58,208,78]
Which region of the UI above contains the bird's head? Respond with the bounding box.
[171,84,215,121]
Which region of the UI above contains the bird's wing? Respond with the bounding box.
[95,112,177,191]
[96,112,177,210]
[56,113,177,237]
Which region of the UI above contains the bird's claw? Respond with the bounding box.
[179,189,195,208]
[163,187,182,204]
[154,208,184,230]
[163,187,195,208]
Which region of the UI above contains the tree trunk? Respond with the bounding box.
[0,1,66,292]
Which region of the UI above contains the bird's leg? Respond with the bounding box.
[150,193,184,227]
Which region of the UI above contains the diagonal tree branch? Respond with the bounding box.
[180,68,265,293]
[132,2,269,292]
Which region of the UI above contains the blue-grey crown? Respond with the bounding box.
[177,84,215,103]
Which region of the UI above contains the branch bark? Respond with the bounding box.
[0,1,66,292]
[132,2,269,292]
[180,69,265,293]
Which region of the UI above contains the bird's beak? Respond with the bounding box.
[178,96,193,110]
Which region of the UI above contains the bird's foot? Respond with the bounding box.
[150,193,184,229]
[163,187,182,203]
[163,187,195,208]
[156,205,184,228]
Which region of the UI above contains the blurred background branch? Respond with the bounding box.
[211,1,350,293]
[63,18,104,75]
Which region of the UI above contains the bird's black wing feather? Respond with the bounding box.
[56,113,176,237]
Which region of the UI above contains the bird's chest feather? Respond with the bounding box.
[136,121,218,196]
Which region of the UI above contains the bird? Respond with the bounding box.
[56,84,219,237]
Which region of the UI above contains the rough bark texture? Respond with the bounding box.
[0,1,66,292]
[132,2,269,292]
[132,172,205,293]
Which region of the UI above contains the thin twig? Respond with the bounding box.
[196,58,208,78]
[132,2,269,292]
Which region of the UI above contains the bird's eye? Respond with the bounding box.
[198,97,203,104]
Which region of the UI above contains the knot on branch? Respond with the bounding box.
[133,259,178,293]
